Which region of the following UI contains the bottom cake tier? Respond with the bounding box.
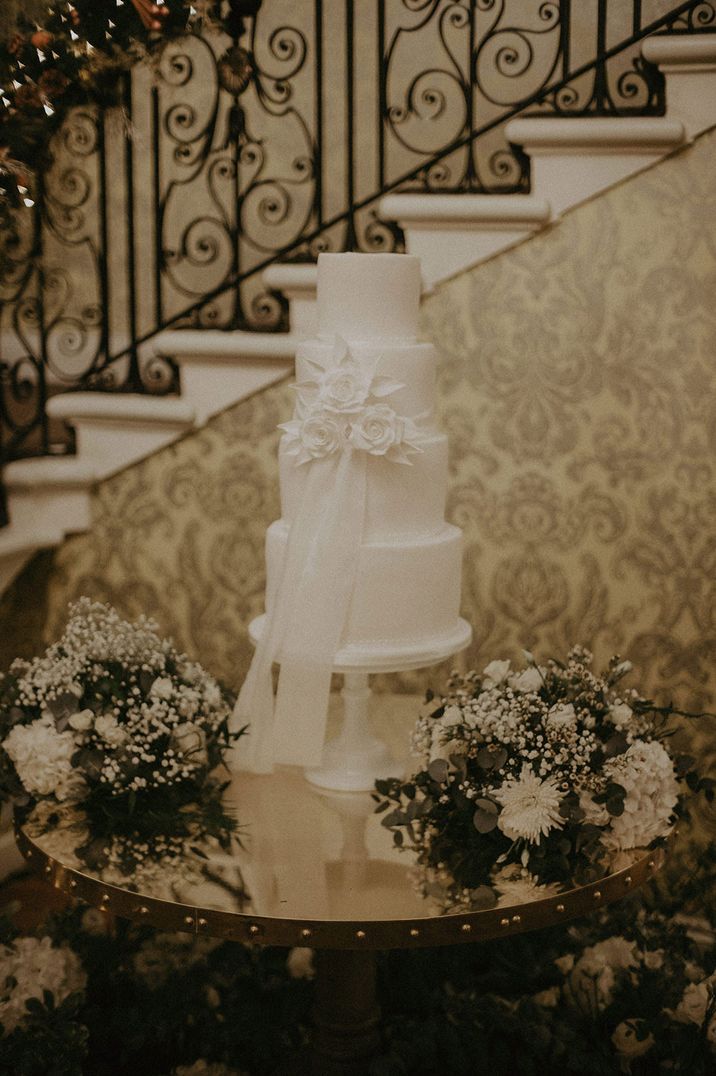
[264,520,466,661]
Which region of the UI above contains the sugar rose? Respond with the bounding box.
[299,412,343,459]
[317,361,372,413]
[350,404,403,455]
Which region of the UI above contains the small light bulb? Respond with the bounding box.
[43,101,55,115]
[37,49,46,62]
[24,197,35,207]
[70,29,79,40]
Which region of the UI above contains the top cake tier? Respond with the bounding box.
[317,252,421,343]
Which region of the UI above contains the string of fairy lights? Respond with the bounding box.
[0,1,225,212]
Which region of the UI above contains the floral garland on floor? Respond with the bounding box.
[0,599,240,870]
[375,647,714,911]
[1,843,714,1074]
[0,0,224,212]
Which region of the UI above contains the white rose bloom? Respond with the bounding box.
[151,676,174,700]
[287,947,315,980]
[569,937,638,1012]
[511,667,543,693]
[603,739,679,850]
[68,708,94,732]
[482,659,511,688]
[350,404,402,456]
[94,713,129,747]
[611,1020,654,1059]
[4,715,76,798]
[0,936,86,1032]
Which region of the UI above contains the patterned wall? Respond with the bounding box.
[2,130,715,791]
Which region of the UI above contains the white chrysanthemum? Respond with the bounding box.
[0,936,86,1032]
[3,714,78,799]
[567,936,639,1013]
[603,739,679,850]
[493,763,564,844]
[491,864,563,907]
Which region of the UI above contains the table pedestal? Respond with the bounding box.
[311,950,381,1074]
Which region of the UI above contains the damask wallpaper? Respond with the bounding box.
[2,129,715,800]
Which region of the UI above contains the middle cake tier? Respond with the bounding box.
[265,520,464,650]
[278,432,449,542]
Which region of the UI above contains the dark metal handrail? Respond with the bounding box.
[0,0,714,495]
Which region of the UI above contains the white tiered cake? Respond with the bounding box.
[233,252,470,781]
[264,253,467,665]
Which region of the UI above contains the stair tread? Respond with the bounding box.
[506,115,685,148]
[46,392,195,425]
[154,330,301,361]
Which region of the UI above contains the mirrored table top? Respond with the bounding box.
[16,696,663,950]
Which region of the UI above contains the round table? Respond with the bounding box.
[14,697,666,1075]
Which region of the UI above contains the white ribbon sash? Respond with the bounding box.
[230,446,367,773]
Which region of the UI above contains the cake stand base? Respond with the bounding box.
[305,673,403,792]
[247,616,472,792]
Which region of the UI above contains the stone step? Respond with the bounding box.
[46,393,195,475]
[504,116,685,217]
[642,33,716,139]
[378,194,551,289]
[153,329,299,426]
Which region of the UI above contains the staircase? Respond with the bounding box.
[1,32,715,598]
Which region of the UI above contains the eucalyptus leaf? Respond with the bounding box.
[428,759,449,783]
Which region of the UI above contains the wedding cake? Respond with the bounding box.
[233,252,470,774]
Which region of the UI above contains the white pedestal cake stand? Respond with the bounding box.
[248,615,472,792]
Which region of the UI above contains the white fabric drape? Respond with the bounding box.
[229,446,367,773]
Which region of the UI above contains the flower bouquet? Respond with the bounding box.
[375,647,713,910]
[0,599,240,870]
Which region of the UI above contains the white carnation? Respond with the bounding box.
[4,715,77,799]
[603,739,679,850]
[608,701,634,732]
[0,936,86,1032]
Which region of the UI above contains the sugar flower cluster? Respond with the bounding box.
[0,599,234,822]
[280,336,430,466]
[377,647,689,906]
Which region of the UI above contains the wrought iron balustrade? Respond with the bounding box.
[0,0,714,482]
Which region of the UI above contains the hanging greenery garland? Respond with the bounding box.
[0,1,233,212]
